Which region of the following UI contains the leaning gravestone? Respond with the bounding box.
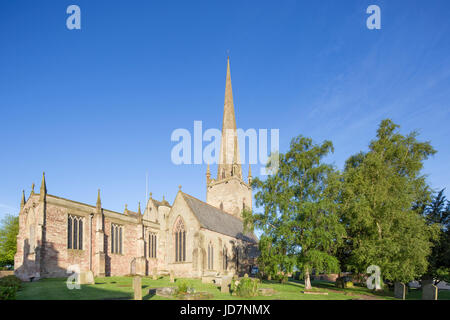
[133,276,142,300]
[394,282,406,300]
[422,284,438,300]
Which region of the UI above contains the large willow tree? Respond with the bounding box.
[244,136,345,289]
[341,119,438,283]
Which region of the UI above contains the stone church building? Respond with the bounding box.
[14,58,259,281]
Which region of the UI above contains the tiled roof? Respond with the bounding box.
[181,192,257,243]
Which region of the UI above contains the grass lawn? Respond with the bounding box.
[14,276,450,300]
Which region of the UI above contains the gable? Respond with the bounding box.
[181,192,257,243]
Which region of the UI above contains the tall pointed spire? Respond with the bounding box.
[217,56,242,180]
[248,164,252,184]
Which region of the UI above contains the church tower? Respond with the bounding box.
[206,57,252,219]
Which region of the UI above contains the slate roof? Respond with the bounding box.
[181,192,258,243]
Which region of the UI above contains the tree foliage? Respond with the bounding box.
[423,189,450,283]
[340,119,438,283]
[244,136,346,289]
[0,214,19,267]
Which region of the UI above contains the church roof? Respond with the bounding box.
[181,192,258,243]
[151,198,171,208]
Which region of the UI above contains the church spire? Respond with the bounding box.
[217,57,242,180]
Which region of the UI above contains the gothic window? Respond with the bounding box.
[208,242,214,270]
[222,169,225,179]
[223,246,228,271]
[111,224,123,254]
[174,217,186,262]
[149,232,157,258]
[67,215,83,250]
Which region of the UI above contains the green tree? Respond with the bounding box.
[423,189,450,284]
[244,136,346,289]
[0,214,19,268]
[341,119,438,284]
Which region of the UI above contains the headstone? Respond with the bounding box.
[79,271,95,285]
[394,282,406,300]
[422,284,438,300]
[170,270,175,283]
[152,268,158,280]
[221,276,232,293]
[133,276,142,300]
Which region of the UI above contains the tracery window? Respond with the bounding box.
[111,224,123,254]
[223,246,228,271]
[208,242,214,270]
[67,215,83,250]
[174,218,186,262]
[149,232,157,258]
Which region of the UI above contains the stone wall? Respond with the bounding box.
[207,177,252,219]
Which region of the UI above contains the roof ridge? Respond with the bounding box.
[180,191,241,221]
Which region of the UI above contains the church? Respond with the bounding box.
[14,58,259,281]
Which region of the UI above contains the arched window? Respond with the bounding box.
[221,169,225,179]
[68,215,83,250]
[111,224,123,254]
[223,246,228,271]
[149,232,157,258]
[174,217,186,262]
[208,242,214,270]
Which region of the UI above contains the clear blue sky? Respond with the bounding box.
[1,0,449,219]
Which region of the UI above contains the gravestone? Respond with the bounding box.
[170,270,175,283]
[152,268,158,280]
[422,284,438,300]
[221,276,232,293]
[79,271,95,285]
[133,276,142,300]
[394,282,406,300]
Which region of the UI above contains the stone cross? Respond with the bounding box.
[422,284,438,300]
[394,282,406,300]
[133,276,142,300]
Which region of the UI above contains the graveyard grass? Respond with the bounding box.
[15,277,450,300]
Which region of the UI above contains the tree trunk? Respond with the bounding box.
[304,268,312,290]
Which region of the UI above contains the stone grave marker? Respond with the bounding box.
[394,282,406,300]
[170,270,175,283]
[133,276,142,300]
[79,271,95,285]
[221,276,232,293]
[422,284,438,300]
